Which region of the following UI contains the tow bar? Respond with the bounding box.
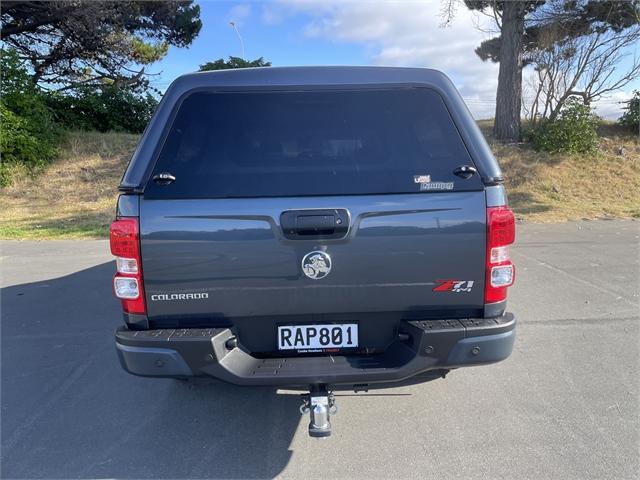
[300,385,337,438]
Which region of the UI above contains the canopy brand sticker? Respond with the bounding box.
[420,181,454,191]
[413,174,431,184]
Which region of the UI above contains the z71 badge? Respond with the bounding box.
[433,280,474,292]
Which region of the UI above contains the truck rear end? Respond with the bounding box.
[111,67,516,437]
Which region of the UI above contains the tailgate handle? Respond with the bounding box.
[296,215,335,235]
[152,172,176,185]
[280,209,349,240]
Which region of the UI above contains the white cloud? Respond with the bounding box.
[228,4,252,25]
[278,0,500,118]
[261,5,284,25]
[592,91,634,121]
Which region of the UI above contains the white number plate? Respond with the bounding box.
[277,324,358,351]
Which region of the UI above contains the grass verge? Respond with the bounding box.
[0,125,638,239]
[479,120,640,222]
[0,131,138,239]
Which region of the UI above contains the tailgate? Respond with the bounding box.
[140,192,486,320]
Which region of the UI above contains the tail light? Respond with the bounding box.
[110,217,146,314]
[485,206,515,304]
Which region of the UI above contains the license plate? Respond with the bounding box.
[277,324,358,351]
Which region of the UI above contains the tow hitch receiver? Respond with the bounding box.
[300,385,337,438]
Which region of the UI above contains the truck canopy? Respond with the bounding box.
[120,66,503,192]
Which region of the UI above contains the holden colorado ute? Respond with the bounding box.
[111,67,516,437]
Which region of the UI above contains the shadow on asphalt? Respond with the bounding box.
[1,262,301,479]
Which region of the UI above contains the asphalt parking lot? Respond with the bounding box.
[1,220,639,479]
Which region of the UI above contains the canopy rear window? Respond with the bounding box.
[145,88,480,198]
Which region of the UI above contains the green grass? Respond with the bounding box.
[0,221,107,240]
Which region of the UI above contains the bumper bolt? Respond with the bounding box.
[225,336,238,350]
[424,345,434,355]
[205,353,214,362]
[471,346,481,356]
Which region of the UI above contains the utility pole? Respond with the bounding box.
[229,21,245,60]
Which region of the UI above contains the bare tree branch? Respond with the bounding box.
[526,7,640,121]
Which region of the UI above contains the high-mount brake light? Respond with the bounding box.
[110,217,146,314]
[485,206,515,304]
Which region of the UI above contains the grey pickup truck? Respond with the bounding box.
[111,66,516,437]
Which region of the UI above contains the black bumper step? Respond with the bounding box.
[115,314,516,387]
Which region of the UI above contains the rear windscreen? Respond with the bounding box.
[145,88,481,198]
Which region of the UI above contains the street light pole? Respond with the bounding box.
[229,21,245,60]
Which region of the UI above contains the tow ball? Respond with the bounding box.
[299,385,338,438]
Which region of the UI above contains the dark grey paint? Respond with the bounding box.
[119,66,503,192]
[139,192,486,320]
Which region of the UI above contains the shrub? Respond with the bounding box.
[0,104,59,186]
[46,86,158,133]
[533,98,600,154]
[0,104,55,165]
[1,49,59,186]
[619,91,639,134]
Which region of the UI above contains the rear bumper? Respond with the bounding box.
[115,313,515,387]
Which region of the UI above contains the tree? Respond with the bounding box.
[45,86,158,133]
[491,1,529,142]
[450,1,543,142]
[442,0,640,142]
[1,1,201,91]
[525,17,640,126]
[199,57,272,71]
[0,49,59,185]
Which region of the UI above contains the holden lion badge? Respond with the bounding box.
[302,251,332,280]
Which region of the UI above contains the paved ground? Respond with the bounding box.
[1,220,639,479]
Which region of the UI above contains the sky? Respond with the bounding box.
[151,0,639,120]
